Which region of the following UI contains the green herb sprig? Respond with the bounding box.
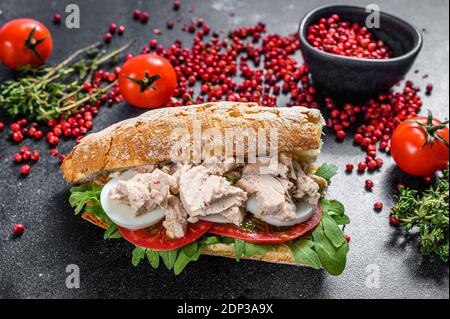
[391,168,449,262]
[0,41,133,121]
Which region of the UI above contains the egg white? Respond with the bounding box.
[246,196,315,227]
[100,176,166,230]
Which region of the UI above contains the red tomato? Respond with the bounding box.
[391,114,449,176]
[118,220,212,251]
[118,54,177,108]
[0,19,53,70]
[208,205,322,244]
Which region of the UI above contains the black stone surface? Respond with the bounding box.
[0,0,448,299]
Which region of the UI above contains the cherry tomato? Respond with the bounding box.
[208,204,322,244]
[118,220,212,251]
[0,19,53,70]
[118,54,177,108]
[391,113,449,176]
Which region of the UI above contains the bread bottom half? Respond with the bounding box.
[81,211,298,265]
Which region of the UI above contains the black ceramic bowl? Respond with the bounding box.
[299,5,423,98]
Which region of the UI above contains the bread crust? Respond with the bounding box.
[61,102,324,184]
[81,211,300,266]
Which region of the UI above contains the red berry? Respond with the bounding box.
[117,25,125,35]
[59,155,66,164]
[22,150,32,161]
[19,146,30,153]
[104,33,113,42]
[13,223,25,235]
[48,135,60,145]
[50,149,59,156]
[365,179,374,190]
[336,130,347,141]
[10,123,21,131]
[31,150,40,161]
[167,20,174,29]
[20,164,31,175]
[389,216,401,225]
[133,9,141,20]
[0,121,4,131]
[140,12,149,23]
[357,162,367,172]
[34,130,44,139]
[17,119,27,127]
[12,131,24,142]
[108,23,117,33]
[149,39,158,47]
[173,0,181,11]
[13,153,23,163]
[345,163,354,172]
[424,175,434,184]
[367,160,378,171]
[53,13,62,23]
[345,234,351,242]
[373,201,383,211]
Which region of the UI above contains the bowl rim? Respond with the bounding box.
[298,4,423,64]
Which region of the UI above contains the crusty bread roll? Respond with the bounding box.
[61,102,324,184]
[65,102,324,266]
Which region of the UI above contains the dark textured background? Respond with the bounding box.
[0,0,448,299]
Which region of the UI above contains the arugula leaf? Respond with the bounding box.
[131,246,146,266]
[287,239,321,270]
[331,214,351,225]
[159,249,179,270]
[70,186,122,240]
[244,242,272,256]
[328,200,345,216]
[146,250,160,269]
[315,163,338,184]
[234,239,245,261]
[322,214,346,248]
[69,185,102,214]
[104,222,122,239]
[312,222,349,276]
[182,241,198,258]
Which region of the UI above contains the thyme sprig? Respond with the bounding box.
[391,168,449,262]
[0,41,133,120]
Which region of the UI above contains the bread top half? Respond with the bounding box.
[61,102,324,184]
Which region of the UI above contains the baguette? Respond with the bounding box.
[61,102,324,184]
[66,102,325,267]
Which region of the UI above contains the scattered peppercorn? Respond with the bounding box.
[117,25,126,35]
[104,32,113,43]
[108,23,117,33]
[365,179,374,190]
[53,13,62,24]
[389,215,401,226]
[20,164,31,176]
[374,201,383,211]
[13,223,25,235]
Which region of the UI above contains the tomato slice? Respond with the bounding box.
[118,220,212,251]
[208,204,322,244]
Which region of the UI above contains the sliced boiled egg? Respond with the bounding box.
[199,214,231,223]
[100,176,166,230]
[246,196,315,227]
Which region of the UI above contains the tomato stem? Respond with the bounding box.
[126,72,161,93]
[24,25,47,60]
[407,110,449,149]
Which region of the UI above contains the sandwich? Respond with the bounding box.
[62,102,350,275]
